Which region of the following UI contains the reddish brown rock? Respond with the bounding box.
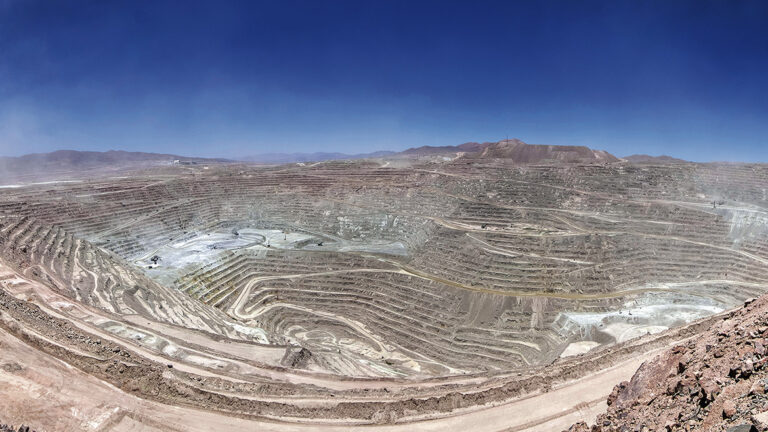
[566,296,768,432]
[755,341,766,356]
[701,379,721,401]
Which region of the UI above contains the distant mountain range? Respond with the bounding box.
[0,150,230,182]
[397,142,488,156]
[0,149,230,167]
[242,151,396,164]
[0,141,689,184]
[242,139,621,164]
[623,154,687,163]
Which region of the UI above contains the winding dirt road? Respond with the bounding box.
[0,325,656,432]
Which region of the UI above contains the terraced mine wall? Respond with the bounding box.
[1,159,768,428]
[2,161,768,374]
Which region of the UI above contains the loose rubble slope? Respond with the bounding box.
[569,295,768,431]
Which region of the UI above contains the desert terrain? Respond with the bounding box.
[2,141,767,431]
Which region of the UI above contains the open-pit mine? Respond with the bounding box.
[2,142,768,431]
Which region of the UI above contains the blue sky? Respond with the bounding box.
[1,0,767,161]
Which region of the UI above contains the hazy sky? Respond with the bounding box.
[1,0,767,161]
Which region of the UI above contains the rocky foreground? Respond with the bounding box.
[568,295,768,431]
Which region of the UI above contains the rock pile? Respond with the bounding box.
[568,297,768,431]
[280,346,313,368]
[0,424,35,432]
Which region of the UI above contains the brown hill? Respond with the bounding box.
[476,139,619,163]
[398,139,618,164]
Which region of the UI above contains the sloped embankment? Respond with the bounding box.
[568,295,768,431]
